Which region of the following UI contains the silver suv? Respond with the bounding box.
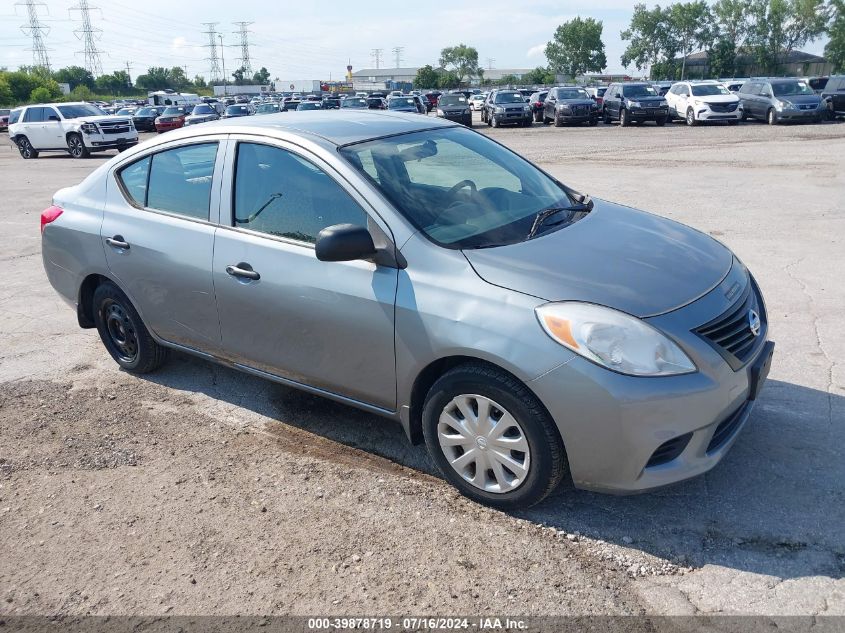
[9,101,138,159]
[40,112,773,508]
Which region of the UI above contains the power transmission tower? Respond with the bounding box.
[124,60,132,88]
[232,22,253,76]
[391,46,404,68]
[486,58,495,70]
[370,48,383,69]
[17,0,51,72]
[202,22,222,83]
[69,0,103,76]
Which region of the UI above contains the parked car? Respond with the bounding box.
[468,94,486,111]
[737,78,824,124]
[39,111,774,509]
[132,106,165,132]
[367,97,387,110]
[115,107,137,117]
[388,96,425,115]
[223,104,253,118]
[435,93,472,126]
[819,75,845,120]
[341,97,368,110]
[296,101,322,111]
[322,97,341,110]
[255,103,282,115]
[184,103,222,126]
[528,91,548,122]
[482,90,533,127]
[602,83,669,127]
[542,86,599,127]
[665,81,742,126]
[722,80,747,93]
[653,81,674,96]
[584,86,607,107]
[423,91,441,112]
[155,106,191,133]
[282,98,301,112]
[0,108,10,132]
[8,101,138,159]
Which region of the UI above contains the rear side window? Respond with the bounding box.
[9,109,22,125]
[232,142,367,244]
[117,143,218,220]
[23,107,44,123]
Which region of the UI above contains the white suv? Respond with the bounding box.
[665,81,743,126]
[8,101,138,160]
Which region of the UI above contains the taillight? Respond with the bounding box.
[40,205,63,234]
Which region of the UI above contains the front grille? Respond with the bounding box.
[798,104,816,110]
[571,105,589,115]
[646,432,693,468]
[99,119,131,134]
[695,278,766,370]
[707,102,738,113]
[706,402,749,453]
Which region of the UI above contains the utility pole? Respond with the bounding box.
[391,46,404,68]
[218,34,227,96]
[370,48,383,69]
[202,22,221,84]
[124,60,132,88]
[69,0,103,76]
[17,0,51,73]
[232,21,253,76]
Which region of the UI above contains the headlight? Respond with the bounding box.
[495,106,504,113]
[523,105,531,112]
[629,101,642,108]
[535,302,696,377]
[80,123,98,134]
[558,104,570,111]
[776,100,794,111]
[436,109,444,116]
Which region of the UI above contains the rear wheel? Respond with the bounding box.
[619,108,630,127]
[16,136,38,159]
[67,133,90,159]
[422,363,568,510]
[92,282,169,374]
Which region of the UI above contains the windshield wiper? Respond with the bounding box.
[527,201,590,240]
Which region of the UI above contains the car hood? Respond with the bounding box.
[626,95,664,104]
[695,94,739,104]
[776,94,821,105]
[462,199,733,318]
[77,114,132,124]
[185,114,217,120]
[559,99,594,106]
[440,104,469,111]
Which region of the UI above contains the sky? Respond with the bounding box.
[0,0,830,81]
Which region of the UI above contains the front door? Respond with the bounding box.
[212,139,398,410]
[101,139,224,353]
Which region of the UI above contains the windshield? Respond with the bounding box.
[340,127,581,249]
[258,104,280,112]
[297,102,320,109]
[226,106,249,115]
[135,108,155,116]
[772,81,814,96]
[192,105,215,115]
[691,84,730,96]
[438,95,467,106]
[56,104,106,119]
[622,85,658,98]
[389,98,416,109]
[163,107,187,116]
[557,88,589,100]
[494,92,524,104]
[342,98,367,107]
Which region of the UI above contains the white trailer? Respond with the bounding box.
[277,80,322,94]
[147,91,201,107]
[212,84,271,97]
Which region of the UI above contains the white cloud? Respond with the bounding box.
[526,43,546,59]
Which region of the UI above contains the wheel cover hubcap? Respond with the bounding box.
[104,301,138,362]
[437,394,530,494]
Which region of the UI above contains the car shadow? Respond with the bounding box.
[141,353,844,581]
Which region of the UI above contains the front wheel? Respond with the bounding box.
[491,115,499,128]
[589,117,598,127]
[16,136,39,159]
[619,108,630,127]
[67,133,90,159]
[602,108,611,124]
[685,108,697,126]
[422,363,568,509]
[655,116,667,127]
[93,282,169,374]
[767,108,778,126]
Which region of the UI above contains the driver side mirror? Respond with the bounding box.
[315,224,377,263]
[47,115,60,122]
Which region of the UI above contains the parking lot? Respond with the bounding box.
[1,115,843,617]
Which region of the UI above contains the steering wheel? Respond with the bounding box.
[447,179,478,197]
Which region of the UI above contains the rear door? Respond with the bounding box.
[101,136,226,353]
[211,137,398,410]
[832,78,845,113]
[21,107,48,148]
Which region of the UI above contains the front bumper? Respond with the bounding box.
[695,106,742,121]
[556,110,598,123]
[155,120,184,132]
[777,108,823,121]
[629,107,669,120]
[529,268,774,494]
[440,111,473,124]
[82,131,139,150]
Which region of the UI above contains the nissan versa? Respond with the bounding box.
[40,112,774,509]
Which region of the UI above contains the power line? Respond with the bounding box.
[232,21,253,75]
[370,48,382,69]
[17,0,51,72]
[201,22,221,83]
[391,46,403,68]
[69,0,103,76]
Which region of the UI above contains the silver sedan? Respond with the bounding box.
[40,111,774,508]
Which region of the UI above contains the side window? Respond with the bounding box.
[23,107,44,123]
[117,156,152,207]
[233,142,368,244]
[43,107,59,121]
[9,109,21,125]
[146,143,218,220]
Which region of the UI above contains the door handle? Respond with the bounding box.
[105,235,130,250]
[226,263,260,281]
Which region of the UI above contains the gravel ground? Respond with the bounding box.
[0,115,843,617]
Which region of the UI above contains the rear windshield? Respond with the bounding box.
[226,106,250,114]
[343,98,367,107]
[438,95,467,106]
[389,98,416,108]
[135,108,156,116]
[191,105,215,115]
[162,107,187,116]
[494,92,525,104]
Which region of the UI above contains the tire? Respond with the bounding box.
[741,109,749,122]
[655,116,667,127]
[16,136,39,159]
[767,108,778,126]
[533,111,542,123]
[92,281,169,374]
[727,120,739,126]
[685,108,697,126]
[553,113,562,127]
[67,133,90,159]
[422,363,568,510]
[602,108,611,124]
[491,115,499,128]
[619,108,630,127]
[589,117,598,127]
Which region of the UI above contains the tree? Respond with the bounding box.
[496,74,521,86]
[437,70,461,89]
[749,0,829,74]
[95,71,130,95]
[438,44,480,84]
[193,75,207,89]
[827,0,845,73]
[30,86,53,104]
[545,17,607,78]
[4,70,43,103]
[0,75,13,106]
[669,1,713,79]
[53,66,95,91]
[414,64,441,89]
[621,4,678,78]
[709,0,755,76]
[70,85,94,101]
[522,67,556,85]
[135,67,174,91]
[253,67,271,84]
